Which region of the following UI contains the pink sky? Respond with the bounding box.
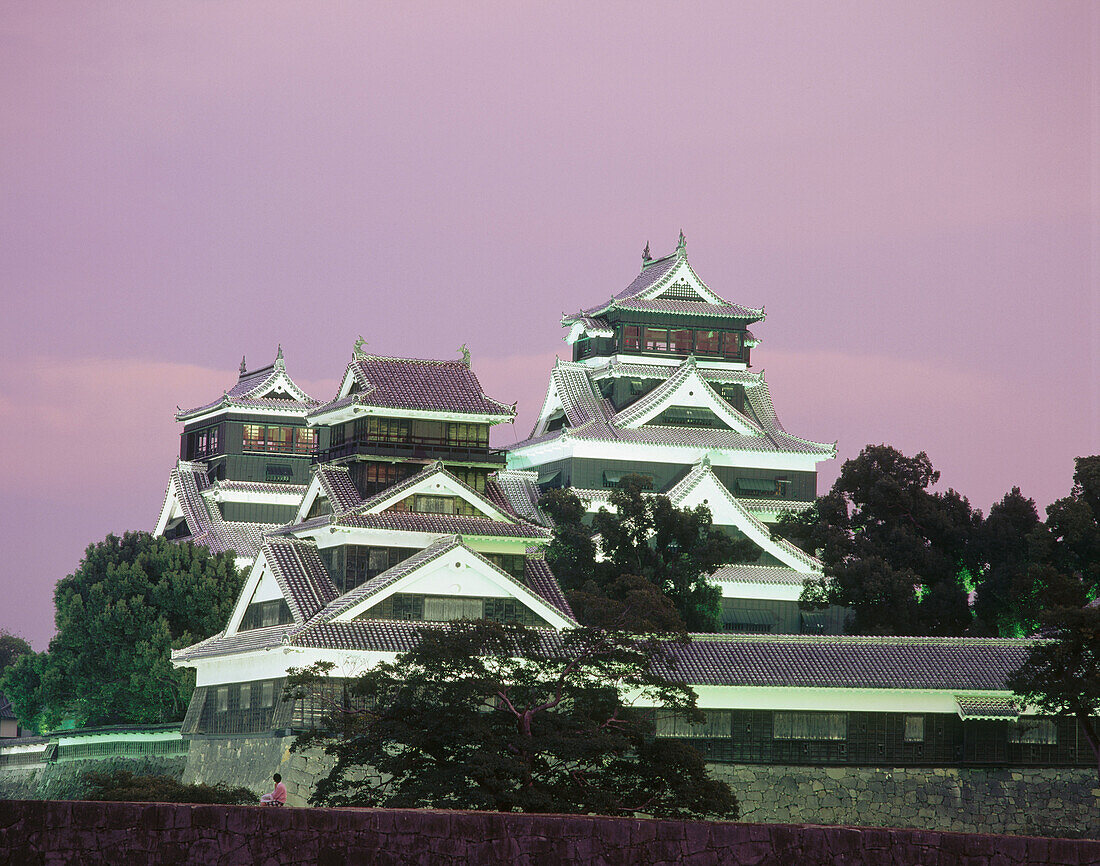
[0,2,1095,649]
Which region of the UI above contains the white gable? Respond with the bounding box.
[367,469,514,523]
[669,469,819,574]
[619,366,761,435]
[153,476,182,536]
[333,545,572,628]
[294,475,330,523]
[225,551,288,635]
[639,257,725,305]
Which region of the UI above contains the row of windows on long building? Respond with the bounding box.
[180,678,1094,768]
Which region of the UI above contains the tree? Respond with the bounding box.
[1008,604,1100,782]
[0,631,31,673]
[542,476,750,632]
[287,619,737,819]
[0,532,243,730]
[1040,456,1100,599]
[778,445,978,635]
[970,487,1086,637]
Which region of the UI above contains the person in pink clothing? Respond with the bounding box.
[260,773,287,805]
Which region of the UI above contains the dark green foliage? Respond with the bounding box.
[0,631,32,673]
[0,532,244,730]
[288,620,737,819]
[542,477,747,632]
[82,770,258,805]
[1041,456,1100,599]
[1008,605,1100,780]
[970,487,1087,636]
[779,445,978,635]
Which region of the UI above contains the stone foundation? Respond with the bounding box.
[0,755,186,802]
[711,764,1100,839]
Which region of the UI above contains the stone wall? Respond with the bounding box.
[2,800,1099,865]
[712,764,1100,839]
[182,735,335,808]
[183,737,1100,838]
[0,755,186,802]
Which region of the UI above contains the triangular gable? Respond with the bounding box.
[332,361,365,402]
[328,539,574,628]
[294,476,329,524]
[224,548,285,635]
[634,255,726,306]
[613,359,762,435]
[244,368,314,404]
[666,462,821,574]
[154,462,215,538]
[359,462,516,523]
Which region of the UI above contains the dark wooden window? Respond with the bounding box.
[644,327,669,352]
[669,329,693,353]
[242,424,315,454]
[239,599,293,631]
[694,330,722,355]
[622,325,641,351]
[722,331,742,358]
[356,593,551,627]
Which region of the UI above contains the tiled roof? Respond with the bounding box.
[165,461,276,559]
[310,356,515,418]
[567,245,764,323]
[570,316,614,337]
[314,465,362,514]
[665,461,821,572]
[212,481,309,497]
[488,470,552,527]
[611,297,763,319]
[667,635,1033,691]
[262,538,339,622]
[738,498,815,516]
[955,696,1020,720]
[0,694,16,720]
[710,565,813,586]
[590,362,764,387]
[551,362,614,428]
[172,623,289,662]
[178,356,319,419]
[564,422,835,456]
[314,535,465,622]
[337,511,550,539]
[610,357,763,434]
[524,554,574,619]
[300,535,575,633]
[613,254,679,300]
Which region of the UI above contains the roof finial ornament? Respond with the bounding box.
[353,336,368,359]
[275,344,285,369]
[239,355,247,375]
[642,241,651,264]
[677,229,686,252]
[458,344,471,366]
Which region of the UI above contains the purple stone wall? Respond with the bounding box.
[0,800,1098,865]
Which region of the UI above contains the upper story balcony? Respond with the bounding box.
[313,434,507,467]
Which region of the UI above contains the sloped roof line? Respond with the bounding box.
[310,354,515,419]
[349,460,512,523]
[610,356,764,434]
[665,460,822,573]
[314,464,363,514]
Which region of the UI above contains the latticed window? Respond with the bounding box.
[773,712,848,741]
[656,280,703,301]
[622,325,641,351]
[356,593,550,627]
[904,715,925,742]
[239,599,293,631]
[655,709,732,738]
[445,423,489,448]
[1009,718,1058,744]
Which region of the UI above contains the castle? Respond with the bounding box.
[159,237,1086,772]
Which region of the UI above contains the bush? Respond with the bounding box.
[82,770,259,805]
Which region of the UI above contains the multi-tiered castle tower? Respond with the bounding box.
[507,234,841,633]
